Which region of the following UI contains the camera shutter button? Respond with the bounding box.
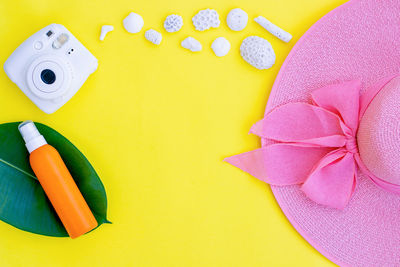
[34,41,43,50]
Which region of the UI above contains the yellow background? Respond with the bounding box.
[0,0,348,266]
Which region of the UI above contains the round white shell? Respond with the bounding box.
[181,37,202,52]
[164,14,183,33]
[192,9,220,31]
[226,8,248,31]
[240,36,276,69]
[145,29,162,45]
[211,37,231,57]
[123,12,144,33]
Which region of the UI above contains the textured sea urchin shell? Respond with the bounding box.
[226,8,248,31]
[164,14,183,33]
[192,9,220,31]
[145,29,162,45]
[240,36,276,69]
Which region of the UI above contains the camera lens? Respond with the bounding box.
[28,57,71,98]
[40,69,56,85]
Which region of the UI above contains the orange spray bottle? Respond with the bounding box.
[18,121,98,238]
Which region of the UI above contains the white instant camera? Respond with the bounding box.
[4,24,98,114]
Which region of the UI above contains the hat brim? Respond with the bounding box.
[262,0,400,266]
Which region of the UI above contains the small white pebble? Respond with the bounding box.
[145,29,162,45]
[181,37,202,52]
[123,12,144,33]
[100,25,114,41]
[211,37,231,57]
[254,16,292,43]
[164,14,183,33]
[240,36,276,69]
[192,9,220,31]
[226,8,248,31]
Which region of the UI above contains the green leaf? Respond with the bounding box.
[0,122,109,237]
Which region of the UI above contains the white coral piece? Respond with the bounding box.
[226,8,248,31]
[192,9,220,31]
[240,36,276,70]
[254,16,292,43]
[123,12,144,33]
[145,29,162,45]
[211,37,231,57]
[164,14,183,33]
[181,37,202,52]
[100,25,114,41]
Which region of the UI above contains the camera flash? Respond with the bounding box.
[52,33,69,49]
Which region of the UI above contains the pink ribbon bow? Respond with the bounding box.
[226,81,367,209]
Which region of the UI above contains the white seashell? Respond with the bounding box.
[181,37,202,52]
[123,12,144,33]
[254,16,292,43]
[192,9,220,31]
[211,37,231,57]
[226,8,248,31]
[164,14,183,33]
[240,36,276,70]
[145,29,162,45]
[100,25,114,41]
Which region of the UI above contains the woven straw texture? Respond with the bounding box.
[358,77,400,185]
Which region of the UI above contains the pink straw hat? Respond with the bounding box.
[226,0,400,266]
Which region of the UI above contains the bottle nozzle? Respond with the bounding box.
[18,121,47,153]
